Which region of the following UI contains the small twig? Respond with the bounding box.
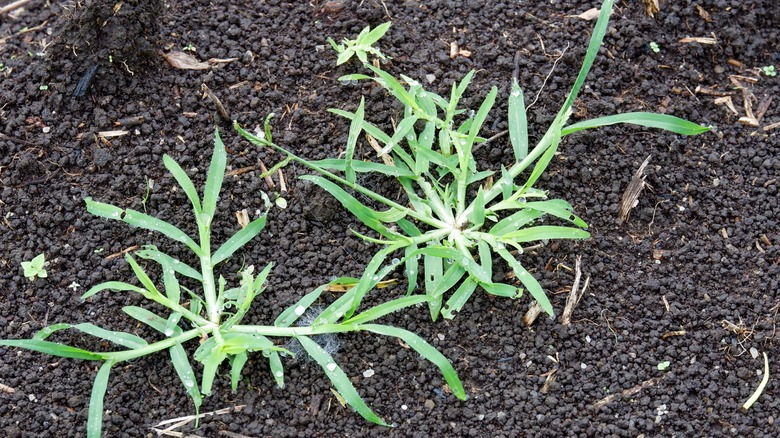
[0,0,34,15]
[278,169,287,193]
[257,158,275,189]
[561,255,585,325]
[523,302,544,326]
[104,245,139,261]
[741,352,770,411]
[527,43,569,111]
[592,374,667,409]
[201,83,231,123]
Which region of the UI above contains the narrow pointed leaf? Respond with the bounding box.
[508,78,529,160]
[562,112,710,136]
[163,154,202,214]
[0,339,104,360]
[87,360,114,438]
[212,214,267,265]
[362,324,466,400]
[298,336,389,426]
[203,129,227,219]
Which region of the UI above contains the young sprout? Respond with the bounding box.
[21,253,47,281]
[328,22,391,66]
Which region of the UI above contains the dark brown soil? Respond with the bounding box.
[1,0,778,437]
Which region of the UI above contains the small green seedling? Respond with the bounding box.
[183,43,197,52]
[657,361,671,371]
[236,0,709,322]
[21,253,47,281]
[39,84,49,91]
[761,65,776,77]
[0,130,464,437]
[649,42,660,53]
[141,177,153,213]
[328,22,391,66]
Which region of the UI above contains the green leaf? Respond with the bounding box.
[496,247,553,316]
[298,336,389,426]
[362,22,391,46]
[268,351,285,389]
[562,112,711,136]
[82,281,147,300]
[169,343,202,412]
[299,175,395,237]
[230,352,248,392]
[123,306,170,334]
[274,284,329,327]
[0,339,104,360]
[125,254,161,299]
[84,197,124,220]
[202,128,227,220]
[345,97,365,184]
[464,86,497,155]
[311,158,415,178]
[366,64,420,113]
[212,214,267,265]
[135,246,203,281]
[381,115,418,156]
[163,154,202,215]
[441,278,478,319]
[508,78,529,161]
[480,281,519,298]
[87,360,114,438]
[468,188,486,229]
[362,324,466,400]
[501,225,590,242]
[72,323,148,350]
[342,295,430,325]
[121,209,201,255]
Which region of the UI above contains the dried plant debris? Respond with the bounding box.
[618,156,652,224]
[641,0,660,17]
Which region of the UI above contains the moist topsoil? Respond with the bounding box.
[1,0,778,437]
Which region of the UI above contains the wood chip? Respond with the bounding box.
[98,130,129,138]
[695,86,733,97]
[201,83,231,122]
[258,159,275,189]
[235,209,249,228]
[618,155,651,224]
[714,96,739,115]
[523,302,544,326]
[679,36,717,45]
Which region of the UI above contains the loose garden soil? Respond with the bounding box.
[1,0,778,436]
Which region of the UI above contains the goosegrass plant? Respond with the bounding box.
[235,0,709,321]
[0,130,465,437]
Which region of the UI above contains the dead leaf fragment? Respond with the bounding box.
[208,57,239,64]
[695,5,712,22]
[642,0,660,17]
[164,51,210,70]
[618,155,652,224]
[567,7,600,21]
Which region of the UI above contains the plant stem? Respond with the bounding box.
[104,328,205,362]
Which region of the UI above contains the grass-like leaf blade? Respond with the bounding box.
[501,225,590,243]
[169,343,202,412]
[269,351,285,389]
[441,278,478,319]
[122,209,200,255]
[163,154,202,215]
[362,324,466,400]
[298,336,389,426]
[508,78,528,161]
[87,359,114,438]
[82,281,147,300]
[212,215,267,265]
[342,295,430,325]
[202,128,227,220]
[0,339,104,360]
[345,97,365,184]
[562,112,711,136]
[497,247,553,316]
